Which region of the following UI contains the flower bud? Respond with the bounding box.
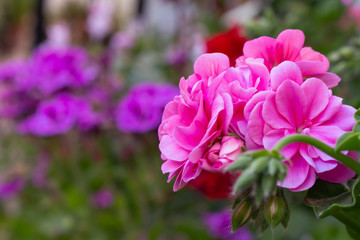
[231,198,253,231]
[202,136,244,172]
[264,194,287,228]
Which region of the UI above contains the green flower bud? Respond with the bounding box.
[232,198,253,231]
[264,194,287,228]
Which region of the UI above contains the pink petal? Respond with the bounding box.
[159,135,189,161]
[243,36,276,70]
[274,29,305,64]
[299,144,315,168]
[263,130,299,159]
[243,91,272,121]
[278,153,313,190]
[173,120,206,150]
[317,152,357,183]
[247,102,265,145]
[298,47,329,70]
[262,94,293,129]
[322,104,356,131]
[301,78,329,119]
[296,61,329,77]
[309,125,344,147]
[270,61,303,91]
[288,167,316,192]
[161,160,184,173]
[310,72,341,88]
[173,172,187,191]
[275,80,307,129]
[312,96,342,125]
[313,159,338,173]
[182,162,202,182]
[193,53,230,80]
[245,133,263,150]
[246,58,270,91]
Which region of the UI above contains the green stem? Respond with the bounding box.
[271,134,360,176]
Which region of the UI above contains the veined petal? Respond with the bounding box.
[193,53,230,80]
[274,29,305,64]
[270,61,303,90]
[275,80,307,129]
[301,78,329,120]
[243,36,276,70]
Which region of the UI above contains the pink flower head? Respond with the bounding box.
[202,136,244,172]
[159,53,234,191]
[248,78,356,191]
[238,29,340,88]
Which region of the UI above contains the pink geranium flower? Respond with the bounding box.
[159,53,234,191]
[248,78,356,191]
[238,29,340,88]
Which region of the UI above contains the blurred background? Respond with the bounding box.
[0,0,359,239]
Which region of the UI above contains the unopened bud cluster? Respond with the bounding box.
[225,149,289,232]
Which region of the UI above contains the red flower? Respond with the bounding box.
[206,26,248,66]
[188,171,236,200]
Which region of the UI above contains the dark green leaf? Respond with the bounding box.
[335,132,360,151]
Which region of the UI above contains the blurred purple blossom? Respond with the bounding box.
[0,177,26,200]
[92,189,114,208]
[115,82,178,133]
[17,94,79,136]
[0,59,32,118]
[87,0,114,41]
[203,210,253,240]
[18,45,98,96]
[76,98,103,132]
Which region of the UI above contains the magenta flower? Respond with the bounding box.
[116,81,178,133]
[248,78,356,191]
[238,29,340,88]
[17,94,79,136]
[19,45,98,95]
[159,53,234,191]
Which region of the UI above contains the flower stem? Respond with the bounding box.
[271,134,360,176]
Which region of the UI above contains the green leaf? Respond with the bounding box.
[304,179,360,239]
[354,109,360,122]
[304,179,360,218]
[335,132,360,151]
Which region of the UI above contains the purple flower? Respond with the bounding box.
[0,60,30,118]
[75,98,103,132]
[115,82,178,133]
[17,94,79,136]
[91,189,113,208]
[19,45,98,95]
[203,210,253,240]
[0,177,26,200]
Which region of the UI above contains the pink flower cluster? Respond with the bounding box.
[159,29,357,192]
